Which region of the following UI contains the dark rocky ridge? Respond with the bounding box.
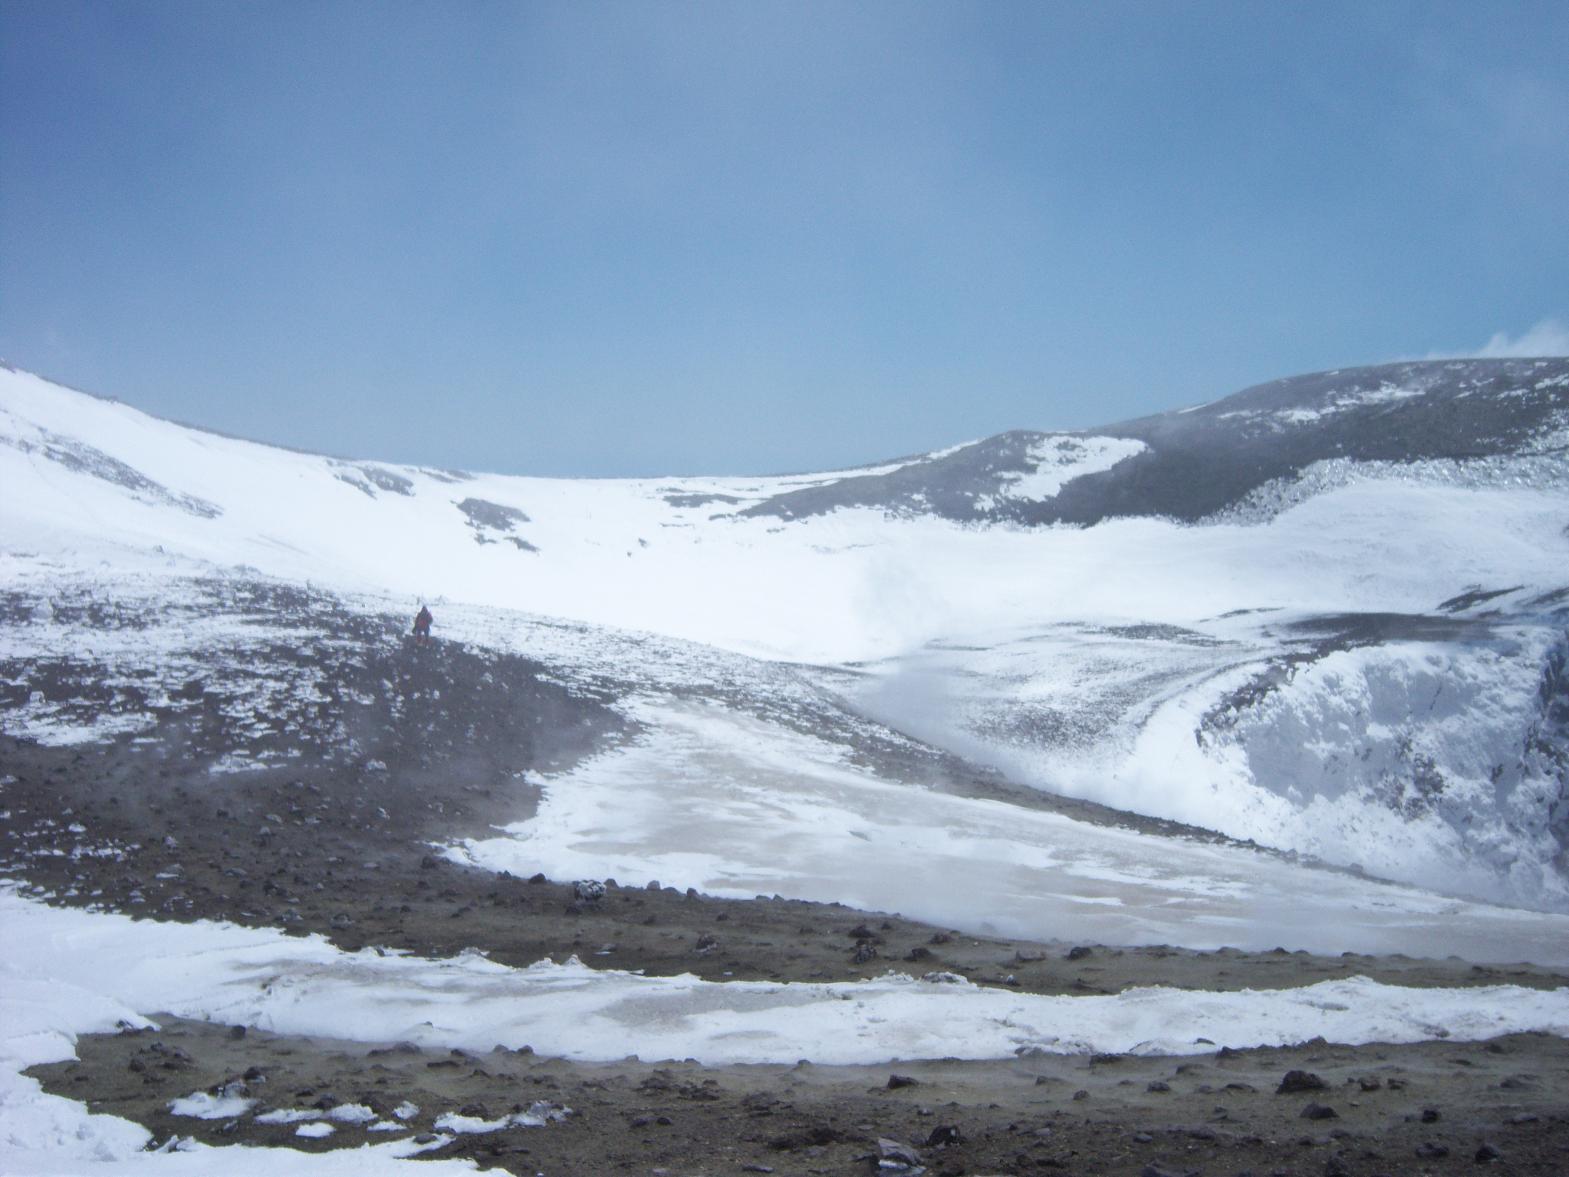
[741,358,1569,524]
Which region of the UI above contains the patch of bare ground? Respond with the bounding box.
[32,1017,1569,1175]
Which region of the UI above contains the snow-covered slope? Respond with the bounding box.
[3,360,1568,917]
[741,358,1569,525]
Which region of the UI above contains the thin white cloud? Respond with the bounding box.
[1425,317,1569,359]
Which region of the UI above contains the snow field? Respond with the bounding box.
[6,365,1567,667]
[449,700,1569,963]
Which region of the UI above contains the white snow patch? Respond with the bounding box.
[431,1103,567,1134]
[4,890,1566,1080]
[1000,436,1147,501]
[326,1104,377,1125]
[254,1108,324,1125]
[167,1091,255,1120]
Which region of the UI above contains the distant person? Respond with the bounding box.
[413,604,433,646]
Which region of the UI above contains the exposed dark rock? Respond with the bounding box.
[2,427,224,518]
[1277,1070,1328,1094]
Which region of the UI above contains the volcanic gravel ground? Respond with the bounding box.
[5,580,1569,1172]
[32,1016,1569,1176]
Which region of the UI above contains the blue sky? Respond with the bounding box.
[3,1,1566,476]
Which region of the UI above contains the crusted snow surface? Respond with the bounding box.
[451,697,1569,962]
[1196,633,1569,909]
[7,884,1562,1170]
[5,891,1568,1071]
[843,607,1569,913]
[1210,449,1569,526]
[0,903,476,1173]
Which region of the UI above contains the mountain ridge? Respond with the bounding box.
[6,355,1565,498]
[740,357,1569,524]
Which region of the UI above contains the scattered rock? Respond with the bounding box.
[1277,1070,1328,1094]
[572,880,605,903]
[1415,1141,1450,1159]
[1066,946,1093,960]
[1475,1141,1502,1163]
[767,1125,840,1151]
[367,1042,421,1057]
[1420,1107,1440,1123]
[1300,1103,1338,1120]
[876,1137,922,1165]
[886,1074,919,1089]
[924,1125,961,1147]
[1146,1080,1171,1093]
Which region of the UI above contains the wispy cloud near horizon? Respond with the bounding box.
[1424,318,1569,360]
